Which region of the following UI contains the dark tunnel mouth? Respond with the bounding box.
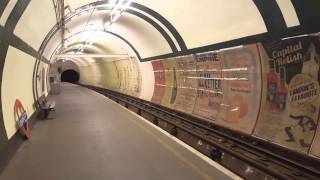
[61,69,80,84]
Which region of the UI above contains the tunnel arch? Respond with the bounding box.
[63,1,184,51]
[72,1,186,50]
[42,1,183,61]
[51,30,141,61]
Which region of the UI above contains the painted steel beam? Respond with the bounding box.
[54,54,130,59]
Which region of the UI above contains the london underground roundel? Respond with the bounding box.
[14,99,31,139]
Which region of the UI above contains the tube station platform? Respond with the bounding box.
[0,83,240,180]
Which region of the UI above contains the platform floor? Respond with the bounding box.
[0,83,239,180]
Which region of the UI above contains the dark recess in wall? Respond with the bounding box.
[61,70,80,84]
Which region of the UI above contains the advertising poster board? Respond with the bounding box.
[311,123,320,158]
[192,52,223,121]
[115,58,142,97]
[151,60,166,104]
[161,58,179,109]
[116,60,130,95]
[309,35,320,158]
[128,58,142,97]
[103,61,121,91]
[173,55,198,114]
[115,60,128,94]
[254,36,320,153]
[217,44,262,134]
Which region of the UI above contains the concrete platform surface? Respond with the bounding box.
[0,83,240,180]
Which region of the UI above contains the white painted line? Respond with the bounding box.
[88,87,242,180]
[53,54,130,59]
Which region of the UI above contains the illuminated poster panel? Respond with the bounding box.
[254,36,320,153]
[173,55,198,114]
[192,52,223,121]
[161,58,179,109]
[217,44,262,134]
[151,60,166,104]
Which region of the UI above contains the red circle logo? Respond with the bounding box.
[14,99,31,139]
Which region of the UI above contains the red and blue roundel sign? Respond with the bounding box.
[14,99,31,139]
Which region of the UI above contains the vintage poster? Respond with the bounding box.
[254,36,320,153]
[115,60,129,94]
[100,61,121,91]
[115,60,127,94]
[311,121,320,158]
[129,58,142,97]
[310,35,320,158]
[151,60,166,105]
[173,55,198,114]
[109,62,121,91]
[192,51,223,121]
[161,58,179,109]
[128,58,142,97]
[216,44,262,134]
[114,58,142,97]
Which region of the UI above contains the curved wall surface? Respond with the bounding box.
[79,35,320,158]
[0,0,53,144]
[2,47,36,139]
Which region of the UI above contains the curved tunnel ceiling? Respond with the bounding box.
[51,30,139,67]
[45,1,183,63]
[3,0,319,67]
[38,0,316,65]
